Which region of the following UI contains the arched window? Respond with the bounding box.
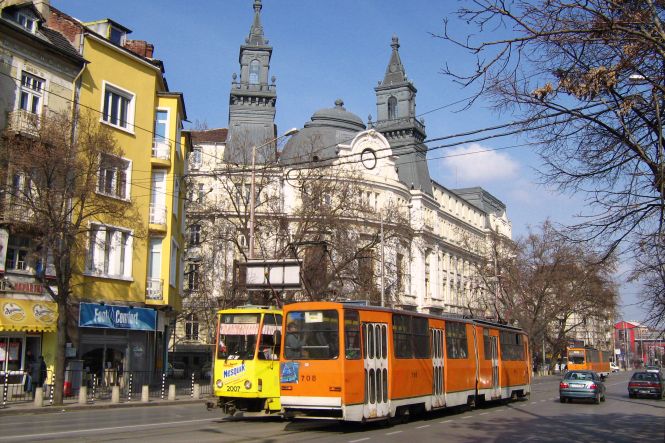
[387,96,397,119]
[249,60,260,84]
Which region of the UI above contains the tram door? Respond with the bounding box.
[490,335,500,399]
[431,328,445,408]
[362,323,389,419]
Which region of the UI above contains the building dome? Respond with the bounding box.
[280,99,366,166]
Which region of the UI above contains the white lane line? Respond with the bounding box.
[416,425,430,429]
[439,419,452,423]
[386,431,403,435]
[349,439,370,443]
[479,412,489,415]
[0,417,219,441]
[540,399,547,402]
[530,402,538,405]
[462,415,473,419]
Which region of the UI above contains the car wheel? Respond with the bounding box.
[628,393,635,399]
[560,397,566,403]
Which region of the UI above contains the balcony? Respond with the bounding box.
[0,200,34,224]
[149,204,167,225]
[7,110,40,135]
[146,278,163,301]
[151,139,171,161]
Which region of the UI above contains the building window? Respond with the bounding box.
[185,314,199,341]
[189,224,201,246]
[109,26,126,45]
[19,72,44,114]
[98,154,130,199]
[197,183,205,203]
[6,236,31,272]
[191,146,202,169]
[86,224,133,279]
[16,13,36,33]
[102,82,134,130]
[249,59,260,84]
[170,238,178,287]
[173,179,180,217]
[154,109,169,144]
[387,96,397,120]
[186,262,200,291]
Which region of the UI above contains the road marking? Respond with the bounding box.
[439,419,452,423]
[349,439,370,443]
[530,402,537,405]
[479,412,489,415]
[0,417,219,441]
[540,399,547,402]
[462,415,473,419]
[416,425,430,429]
[386,431,403,435]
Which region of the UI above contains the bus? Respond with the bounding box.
[566,347,611,377]
[209,306,282,415]
[278,301,531,422]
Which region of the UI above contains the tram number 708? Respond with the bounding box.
[301,375,317,382]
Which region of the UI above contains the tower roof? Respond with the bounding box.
[247,0,267,46]
[381,35,407,86]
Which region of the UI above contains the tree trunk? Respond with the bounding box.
[53,298,67,405]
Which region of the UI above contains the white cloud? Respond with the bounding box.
[438,143,519,184]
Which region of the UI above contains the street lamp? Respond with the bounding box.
[248,127,299,259]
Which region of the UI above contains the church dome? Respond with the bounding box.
[280,99,366,166]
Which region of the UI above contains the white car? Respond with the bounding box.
[610,362,620,372]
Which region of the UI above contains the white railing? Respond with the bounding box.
[7,110,40,135]
[149,204,167,224]
[152,139,171,160]
[146,278,163,300]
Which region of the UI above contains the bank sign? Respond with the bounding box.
[79,302,156,331]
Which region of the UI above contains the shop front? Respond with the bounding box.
[78,302,157,386]
[0,297,58,384]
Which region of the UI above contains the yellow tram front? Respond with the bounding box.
[211,306,282,415]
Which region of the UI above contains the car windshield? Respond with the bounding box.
[569,356,585,364]
[632,372,660,381]
[217,313,260,360]
[565,372,594,381]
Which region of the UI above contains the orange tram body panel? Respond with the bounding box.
[279,302,531,422]
[566,347,611,376]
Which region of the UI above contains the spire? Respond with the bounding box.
[382,35,407,85]
[247,0,267,46]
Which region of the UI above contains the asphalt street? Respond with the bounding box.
[0,371,662,442]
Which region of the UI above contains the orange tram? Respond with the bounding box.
[566,347,611,376]
[278,301,531,422]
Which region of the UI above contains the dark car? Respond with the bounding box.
[628,371,664,399]
[559,370,606,404]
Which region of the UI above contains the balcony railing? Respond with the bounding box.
[149,204,167,225]
[0,200,34,224]
[146,278,163,301]
[7,110,40,135]
[151,139,171,160]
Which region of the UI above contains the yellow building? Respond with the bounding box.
[47,7,190,377]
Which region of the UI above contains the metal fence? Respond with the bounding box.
[1,370,211,406]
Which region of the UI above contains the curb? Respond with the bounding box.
[0,398,209,416]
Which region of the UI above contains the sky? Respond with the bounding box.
[51,0,643,322]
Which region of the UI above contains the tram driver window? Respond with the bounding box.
[258,313,282,360]
[285,310,339,360]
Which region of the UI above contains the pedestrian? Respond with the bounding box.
[28,355,46,399]
[23,351,35,395]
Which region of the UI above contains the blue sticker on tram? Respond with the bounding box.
[280,362,299,383]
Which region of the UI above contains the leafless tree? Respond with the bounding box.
[439,0,665,327]
[0,110,142,405]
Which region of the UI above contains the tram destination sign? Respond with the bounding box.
[79,302,156,331]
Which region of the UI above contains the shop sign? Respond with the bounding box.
[79,302,156,331]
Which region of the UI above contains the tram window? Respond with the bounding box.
[381,325,387,359]
[285,310,339,360]
[218,314,260,360]
[258,314,282,360]
[344,310,361,360]
[393,314,412,358]
[483,329,492,360]
[500,331,525,361]
[445,322,468,359]
[413,317,430,358]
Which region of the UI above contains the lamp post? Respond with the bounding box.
[248,128,299,259]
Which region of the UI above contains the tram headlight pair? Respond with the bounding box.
[216,379,223,388]
[244,380,252,390]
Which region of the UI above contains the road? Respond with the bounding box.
[0,372,662,442]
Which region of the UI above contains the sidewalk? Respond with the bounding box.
[0,395,209,416]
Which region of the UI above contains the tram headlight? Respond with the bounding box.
[244,380,252,390]
[216,379,223,388]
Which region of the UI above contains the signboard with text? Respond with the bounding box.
[79,302,156,331]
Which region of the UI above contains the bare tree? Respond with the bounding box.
[0,110,141,405]
[468,221,618,364]
[439,0,665,326]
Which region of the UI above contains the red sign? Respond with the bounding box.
[12,282,44,294]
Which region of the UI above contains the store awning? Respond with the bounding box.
[0,298,58,332]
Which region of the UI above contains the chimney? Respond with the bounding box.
[33,0,49,18]
[124,39,154,58]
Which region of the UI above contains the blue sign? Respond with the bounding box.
[79,302,156,331]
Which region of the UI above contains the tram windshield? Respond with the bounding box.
[217,313,260,360]
[284,310,339,360]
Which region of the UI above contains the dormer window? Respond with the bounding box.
[17,12,36,33]
[109,26,126,45]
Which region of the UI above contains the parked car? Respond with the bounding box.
[628,371,664,399]
[610,362,620,373]
[559,370,606,404]
[167,362,185,378]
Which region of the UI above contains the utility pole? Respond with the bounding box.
[380,212,385,308]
